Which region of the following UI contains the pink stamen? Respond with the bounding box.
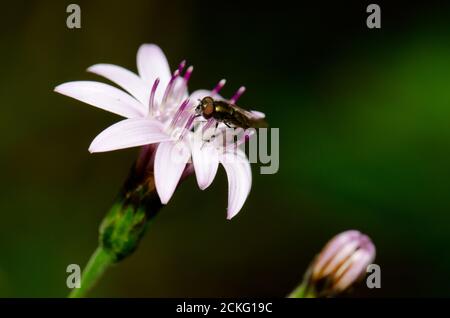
[211,79,226,95]
[162,70,180,104]
[180,113,196,139]
[177,60,187,73]
[170,99,190,128]
[202,118,215,133]
[176,111,192,132]
[184,65,194,83]
[229,86,246,104]
[149,78,160,116]
[184,113,196,130]
[174,65,194,102]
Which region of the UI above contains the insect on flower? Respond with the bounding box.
[195,96,268,130]
[54,44,266,219]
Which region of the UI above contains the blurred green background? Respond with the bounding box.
[1,0,450,297]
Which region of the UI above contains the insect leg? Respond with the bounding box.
[201,121,219,149]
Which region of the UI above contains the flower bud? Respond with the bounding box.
[311,230,375,295]
[290,230,376,298]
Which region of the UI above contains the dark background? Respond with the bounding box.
[1,0,450,297]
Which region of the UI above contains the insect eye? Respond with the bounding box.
[204,103,214,116]
[202,96,214,105]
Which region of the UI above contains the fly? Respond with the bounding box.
[195,96,267,130]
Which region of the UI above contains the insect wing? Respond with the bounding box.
[229,103,255,119]
[229,103,268,128]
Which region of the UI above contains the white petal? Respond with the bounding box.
[89,118,171,153]
[191,138,219,190]
[54,81,145,118]
[154,141,191,204]
[87,64,149,106]
[219,149,252,219]
[137,44,171,103]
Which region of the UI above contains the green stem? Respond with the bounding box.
[288,282,308,298]
[68,247,115,298]
[67,148,186,298]
[67,157,165,298]
[288,269,317,298]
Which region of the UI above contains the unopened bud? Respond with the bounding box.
[290,230,376,298]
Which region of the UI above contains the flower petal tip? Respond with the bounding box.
[226,209,240,220]
[156,190,171,205]
[86,65,98,73]
[88,143,103,153]
[53,84,63,93]
[139,43,161,51]
[53,82,75,94]
[197,179,213,191]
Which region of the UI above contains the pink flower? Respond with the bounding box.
[54,44,261,219]
[311,230,376,294]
